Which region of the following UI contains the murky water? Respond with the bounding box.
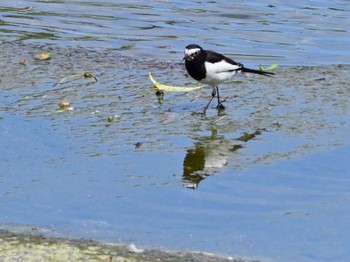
[1,1,350,262]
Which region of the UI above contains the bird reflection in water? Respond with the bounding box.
[183,129,263,189]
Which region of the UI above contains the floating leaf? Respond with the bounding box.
[83,72,98,82]
[259,64,278,71]
[149,72,206,92]
[56,100,74,112]
[107,116,114,122]
[55,72,98,86]
[19,59,27,65]
[34,52,51,60]
[59,101,71,109]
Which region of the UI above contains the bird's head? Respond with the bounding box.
[183,44,203,61]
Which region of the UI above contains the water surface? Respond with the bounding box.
[1,1,350,262]
[1,0,349,65]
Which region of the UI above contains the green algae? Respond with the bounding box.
[0,230,241,262]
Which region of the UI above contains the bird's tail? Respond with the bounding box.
[241,67,275,76]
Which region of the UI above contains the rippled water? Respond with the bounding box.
[1,0,349,65]
[1,1,350,262]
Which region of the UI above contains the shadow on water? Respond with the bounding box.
[183,128,263,189]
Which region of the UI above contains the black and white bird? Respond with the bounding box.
[183,44,274,114]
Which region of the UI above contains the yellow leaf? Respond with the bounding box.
[34,53,51,60]
[149,72,206,92]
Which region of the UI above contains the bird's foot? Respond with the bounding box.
[216,99,226,110]
[201,107,208,115]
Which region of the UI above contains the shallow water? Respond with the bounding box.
[1,1,350,262]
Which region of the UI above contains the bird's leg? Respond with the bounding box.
[202,88,216,115]
[216,86,226,110]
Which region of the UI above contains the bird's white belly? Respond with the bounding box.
[202,71,237,85]
[202,61,239,86]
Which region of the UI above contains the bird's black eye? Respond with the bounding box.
[191,51,199,58]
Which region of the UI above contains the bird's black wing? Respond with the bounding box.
[206,50,243,68]
[206,50,274,76]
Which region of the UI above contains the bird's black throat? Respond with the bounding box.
[185,52,207,81]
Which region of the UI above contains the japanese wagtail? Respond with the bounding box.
[183,44,274,114]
